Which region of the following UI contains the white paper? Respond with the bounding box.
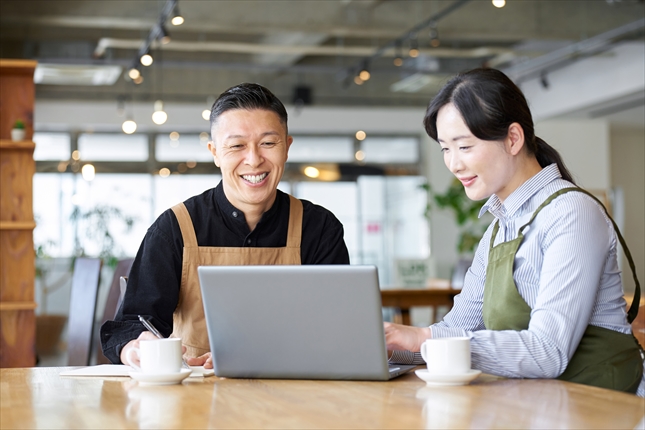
[59,364,214,377]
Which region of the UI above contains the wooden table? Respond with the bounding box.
[1,367,643,429]
[381,287,461,325]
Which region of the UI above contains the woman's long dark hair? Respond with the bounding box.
[423,68,575,184]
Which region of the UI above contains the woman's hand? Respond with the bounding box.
[186,352,213,369]
[384,322,432,352]
[120,331,159,366]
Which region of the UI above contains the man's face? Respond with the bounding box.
[208,109,292,214]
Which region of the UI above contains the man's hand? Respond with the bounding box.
[120,331,158,366]
[384,322,431,353]
[186,352,213,369]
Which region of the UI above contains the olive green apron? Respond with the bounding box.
[169,195,303,358]
[483,187,643,393]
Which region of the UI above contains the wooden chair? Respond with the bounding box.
[67,257,102,366]
[95,258,134,364]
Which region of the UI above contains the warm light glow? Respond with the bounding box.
[199,132,210,143]
[354,76,363,85]
[393,57,403,67]
[71,150,81,161]
[140,54,153,66]
[122,119,137,134]
[133,75,144,84]
[161,35,171,44]
[409,48,419,58]
[128,68,140,80]
[186,160,197,168]
[169,131,180,141]
[303,166,320,178]
[71,193,83,206]
[492,0,506,8]
[355,130,367,141]
[430,39,441,48]
[359,70,370,81]
[202,109,210,121]
[152,110,168,125]
[171,15,184,26]
[57,161,68,172]
[355,150,365,161]
[81,164,96,181]
[159,167,171,177]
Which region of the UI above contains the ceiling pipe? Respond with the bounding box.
[94,37,509,59]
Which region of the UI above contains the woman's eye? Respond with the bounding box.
[459,146,470,151]
[440,147,449,153]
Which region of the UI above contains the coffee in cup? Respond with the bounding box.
[127,338,183,374]
[420,337,471,375]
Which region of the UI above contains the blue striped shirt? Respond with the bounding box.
[390,164,644,396]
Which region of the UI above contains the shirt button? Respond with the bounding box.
[232,211,238,217]
[247,239,252,244]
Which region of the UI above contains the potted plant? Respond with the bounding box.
[422,178,491,288]
[11,119,26,141]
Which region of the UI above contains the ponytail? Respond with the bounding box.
[534,137,575,184]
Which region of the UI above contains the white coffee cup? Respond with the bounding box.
[420,337,471,375]
[127,338,183,374]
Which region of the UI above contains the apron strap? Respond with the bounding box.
[516,187,640,323]
[170,203,199,248]
[286,195,303,248]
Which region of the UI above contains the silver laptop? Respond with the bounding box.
[197,265,415,380]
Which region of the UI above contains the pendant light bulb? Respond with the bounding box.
[152,110,168,125]
[122,119,137,134]
[140,54,153,66]
[128,68,141,80]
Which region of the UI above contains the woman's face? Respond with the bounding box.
[435,103,517,202]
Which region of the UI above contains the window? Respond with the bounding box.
[78,133,148,161]
[33,132,70,161]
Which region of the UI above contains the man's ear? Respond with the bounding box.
[506,123,525,156]
[207,141,220,167]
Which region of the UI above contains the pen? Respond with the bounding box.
[138,314,192,370]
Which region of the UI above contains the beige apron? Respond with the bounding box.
[169,195,303,357]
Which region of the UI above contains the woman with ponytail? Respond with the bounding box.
[385,68,644,395]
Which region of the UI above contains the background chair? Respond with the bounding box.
[95,258,134,364]
[67,257,102,366]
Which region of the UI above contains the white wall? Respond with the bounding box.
[535,119,610,189]
[610,125,645,296]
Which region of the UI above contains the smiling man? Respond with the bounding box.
[101,83,350,368]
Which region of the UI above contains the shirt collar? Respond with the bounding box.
[213,181,284,231]
[480,164,562,219]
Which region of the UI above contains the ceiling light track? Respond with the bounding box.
[344,0,473,85]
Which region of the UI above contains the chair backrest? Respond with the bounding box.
[67,257,102,366]
[95,258,134,364]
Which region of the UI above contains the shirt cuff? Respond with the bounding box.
[388,350,425,365]
[430,325,469,339]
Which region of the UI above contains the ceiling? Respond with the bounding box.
[1,0,644,114]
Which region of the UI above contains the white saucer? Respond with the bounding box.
[129,368,192,385]
[414,369,481,386]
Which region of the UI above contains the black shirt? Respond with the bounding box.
[100,181,350,363]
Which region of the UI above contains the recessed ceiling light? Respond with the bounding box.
[34,64,122,86]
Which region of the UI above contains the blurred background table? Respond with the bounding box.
[381,280,461,325]
[1,367,643,429]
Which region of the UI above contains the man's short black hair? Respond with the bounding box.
[210,83,288,134]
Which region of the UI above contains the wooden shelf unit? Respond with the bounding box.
[0,60,37,367]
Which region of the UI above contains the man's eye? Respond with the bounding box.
[262,141,277,146]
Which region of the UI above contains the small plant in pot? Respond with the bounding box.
[11,119,26,141]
